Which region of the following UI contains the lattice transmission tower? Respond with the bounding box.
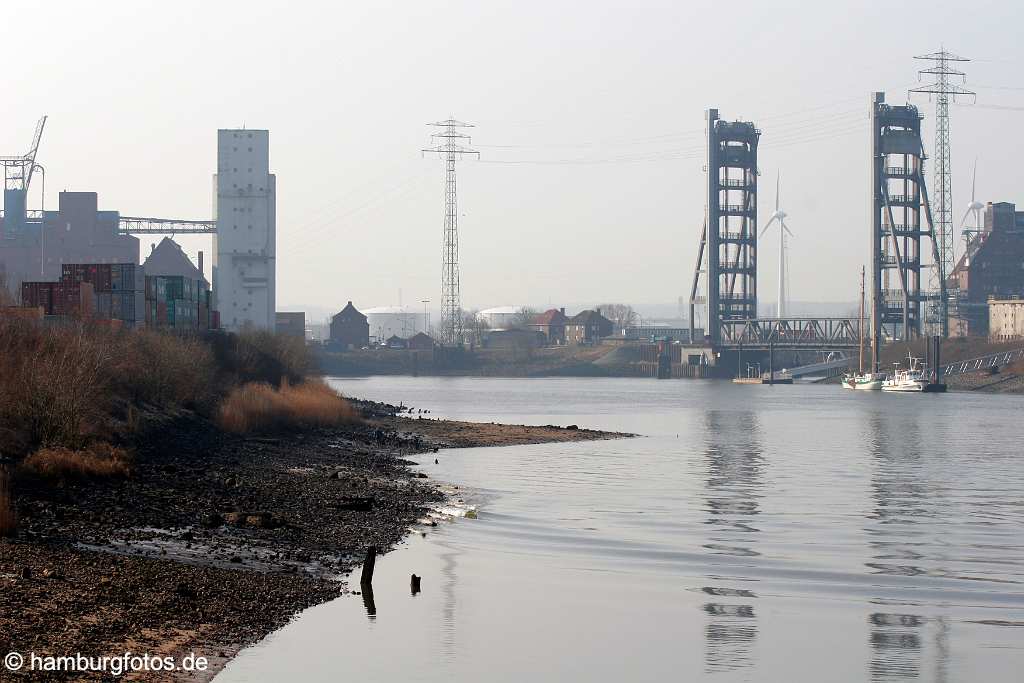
[910,48,974,337]
[423,118,479,347]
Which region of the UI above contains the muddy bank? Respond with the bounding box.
[1,404,629,681]
[390,416,628,448]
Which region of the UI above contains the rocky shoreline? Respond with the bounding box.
[1,401,627,681]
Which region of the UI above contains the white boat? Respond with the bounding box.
[881,357,928,392]
[842,372,885,390]
[841,269,884,390]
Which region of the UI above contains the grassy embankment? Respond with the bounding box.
[316,343,626,377]
[0,318,356,536]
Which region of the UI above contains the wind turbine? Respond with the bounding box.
[960,160,984,262]
[760,173,793,318]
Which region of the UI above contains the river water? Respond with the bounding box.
[216,377,1024,682]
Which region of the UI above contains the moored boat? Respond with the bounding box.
[842,372,885,390]
[842,268,884,390]
[881,357,928,392]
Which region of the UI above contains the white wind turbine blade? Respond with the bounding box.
[959,206,973,229]
[972,158,977,202]
[759,215,778,238]
[782,220,793,237]
[776,172,780,213]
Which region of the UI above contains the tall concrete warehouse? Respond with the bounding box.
[213,129,276,331]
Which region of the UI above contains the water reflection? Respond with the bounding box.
[700,409,764,673]
[439,544,460,661]
[868,611,923,679]
[361,584,377,618]
[864,412,949,681]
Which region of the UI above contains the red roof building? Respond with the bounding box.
[529,307,568,345]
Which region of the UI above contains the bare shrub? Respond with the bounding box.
[21,443,132,481]
[217,380,358,433]
[119,330,216,409]
[0,319,113,449]
[0,471,16,537]
[208,330,312,387]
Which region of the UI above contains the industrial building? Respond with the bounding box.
[1,191,139,296]
[275,312,306,339]
[949,202,1024,336]
[479,305,523,330]
[989,299,1024,342]
[213,129,276,332]
[143,237,207,285]
[363,306,426,343]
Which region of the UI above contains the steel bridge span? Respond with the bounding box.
[715,317,862,351]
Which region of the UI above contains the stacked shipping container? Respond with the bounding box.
[23,263,142,325]
[63,263,142,322]
[21,264,216,331]
[144,275,213,330]
[22,279,97,318]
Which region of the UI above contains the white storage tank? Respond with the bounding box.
[479,305,523,331]
[364,306,427,343]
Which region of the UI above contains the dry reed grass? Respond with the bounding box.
[217,380,359,433]
[0,471,16,537]
[21,443,132,481]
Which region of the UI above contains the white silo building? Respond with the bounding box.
[480,305,523,330]
[213,129,276,331]
[364,306,427,343]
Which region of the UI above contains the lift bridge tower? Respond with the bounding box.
[689,109,760,345]
[869,92,945,371]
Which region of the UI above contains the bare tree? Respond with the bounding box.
[510,306,539,330]
[597,303,638,332]
[460,309,490,346]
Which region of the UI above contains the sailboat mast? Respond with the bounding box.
[859,266,865,374]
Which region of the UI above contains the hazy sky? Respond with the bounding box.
[2,1,1022,319]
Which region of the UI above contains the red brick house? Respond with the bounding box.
[565,308,613,345]
[530,307,568,345]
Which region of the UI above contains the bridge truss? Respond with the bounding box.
[718,317,861,350]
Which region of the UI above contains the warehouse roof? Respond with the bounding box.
[142,238,207,286]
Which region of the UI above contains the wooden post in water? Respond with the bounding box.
[410,574,421,595]
[360,546,377,586]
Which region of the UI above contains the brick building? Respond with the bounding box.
[949,202,1024,336]
[529,308,568,345]
[565,308,613,345]
[330,301,369,349]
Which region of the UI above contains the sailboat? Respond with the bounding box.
[842,267,886,390]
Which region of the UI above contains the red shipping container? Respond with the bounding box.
[21,282,56,314]
[62,263,113,292]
